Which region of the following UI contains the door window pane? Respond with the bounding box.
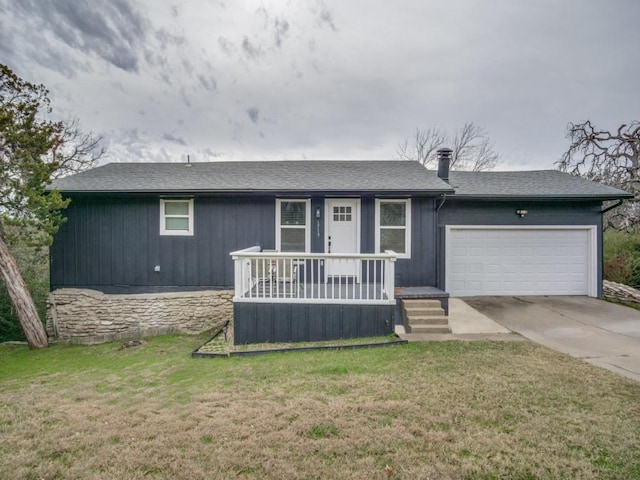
[332,206,352,221]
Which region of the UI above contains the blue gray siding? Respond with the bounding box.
[357,197,437,287]
[51,195,276,292]
[234,302,394,344]
[51,194,439,293]
[437,200,604,295]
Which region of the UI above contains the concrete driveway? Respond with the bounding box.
[463,296,640,382]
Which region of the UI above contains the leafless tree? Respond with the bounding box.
[397,122,499,171]
[51,117,105,179]
[557,120,640,229]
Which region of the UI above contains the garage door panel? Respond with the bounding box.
[452,246,468,256]
[447,228,592,296]
[485,264,501,274]
[468,263,483,274]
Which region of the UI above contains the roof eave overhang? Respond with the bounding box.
[445,194,634,201]
[52,188,456,196]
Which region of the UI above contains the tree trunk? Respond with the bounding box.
[0,233,48,349]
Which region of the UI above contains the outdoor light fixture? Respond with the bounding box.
[516,209,528,217]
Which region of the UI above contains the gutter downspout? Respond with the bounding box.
[435,193,448,291]
[599,199,624,298]
[601,199,623,214]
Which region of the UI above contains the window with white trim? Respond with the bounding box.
[375,199,411,258]
[160,199,194,236]
[276,199,310,252]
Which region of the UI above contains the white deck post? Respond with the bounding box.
[384,250,396,299]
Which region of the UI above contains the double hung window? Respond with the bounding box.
[375,199,411,258]
[276,199,310,252]
[160,199,194,236]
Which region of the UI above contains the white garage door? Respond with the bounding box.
[446,227,596,297]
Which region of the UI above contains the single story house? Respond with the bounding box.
[47,150,631,344]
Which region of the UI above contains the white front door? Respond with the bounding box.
[325,199,360,278]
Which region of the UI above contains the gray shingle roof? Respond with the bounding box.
[48,160,454,194]
[48,161,632,200]
[447,170,632,200]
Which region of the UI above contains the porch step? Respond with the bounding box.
[404,324,453,334]
[402,299,451,334]
[403,299,442,308]
[403,307,445,317]
[407,316,449,325]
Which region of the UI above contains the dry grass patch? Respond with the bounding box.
[196,322,404,355]
[0,335,639,479]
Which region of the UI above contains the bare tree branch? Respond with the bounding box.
[558,120,640,229]
[50,118,105,179]
[397,123,499,171]
[396,127,446,167]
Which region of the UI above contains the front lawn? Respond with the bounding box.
[1,336,638,479]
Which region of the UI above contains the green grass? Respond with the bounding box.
[1,335,639,479]
[307,422,340,439]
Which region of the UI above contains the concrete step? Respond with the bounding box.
[404,307,445,317]
[402,298,450,334]
[405,324,452,334]
[407,316,449,325]
[403,299,442,309]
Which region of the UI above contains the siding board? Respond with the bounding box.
[255,304,272,344]
[272,304,290,341]
[290,304,308,342]
[233,302,394,344]
[98,199,113,286]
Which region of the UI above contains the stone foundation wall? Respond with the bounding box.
[603,280,640,306]
[47,288,233,344]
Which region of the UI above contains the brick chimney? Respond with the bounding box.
[437,148,452,182]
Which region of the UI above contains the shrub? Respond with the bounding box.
[603,229,640,287]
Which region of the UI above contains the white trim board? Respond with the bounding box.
[444,225,598,297]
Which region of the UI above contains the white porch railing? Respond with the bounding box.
[230,247,397,304]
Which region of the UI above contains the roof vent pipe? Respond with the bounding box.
[437,148,452,182]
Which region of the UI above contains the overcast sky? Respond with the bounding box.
[1,0,638,170]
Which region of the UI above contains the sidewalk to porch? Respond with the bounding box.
[396,298,523,341]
